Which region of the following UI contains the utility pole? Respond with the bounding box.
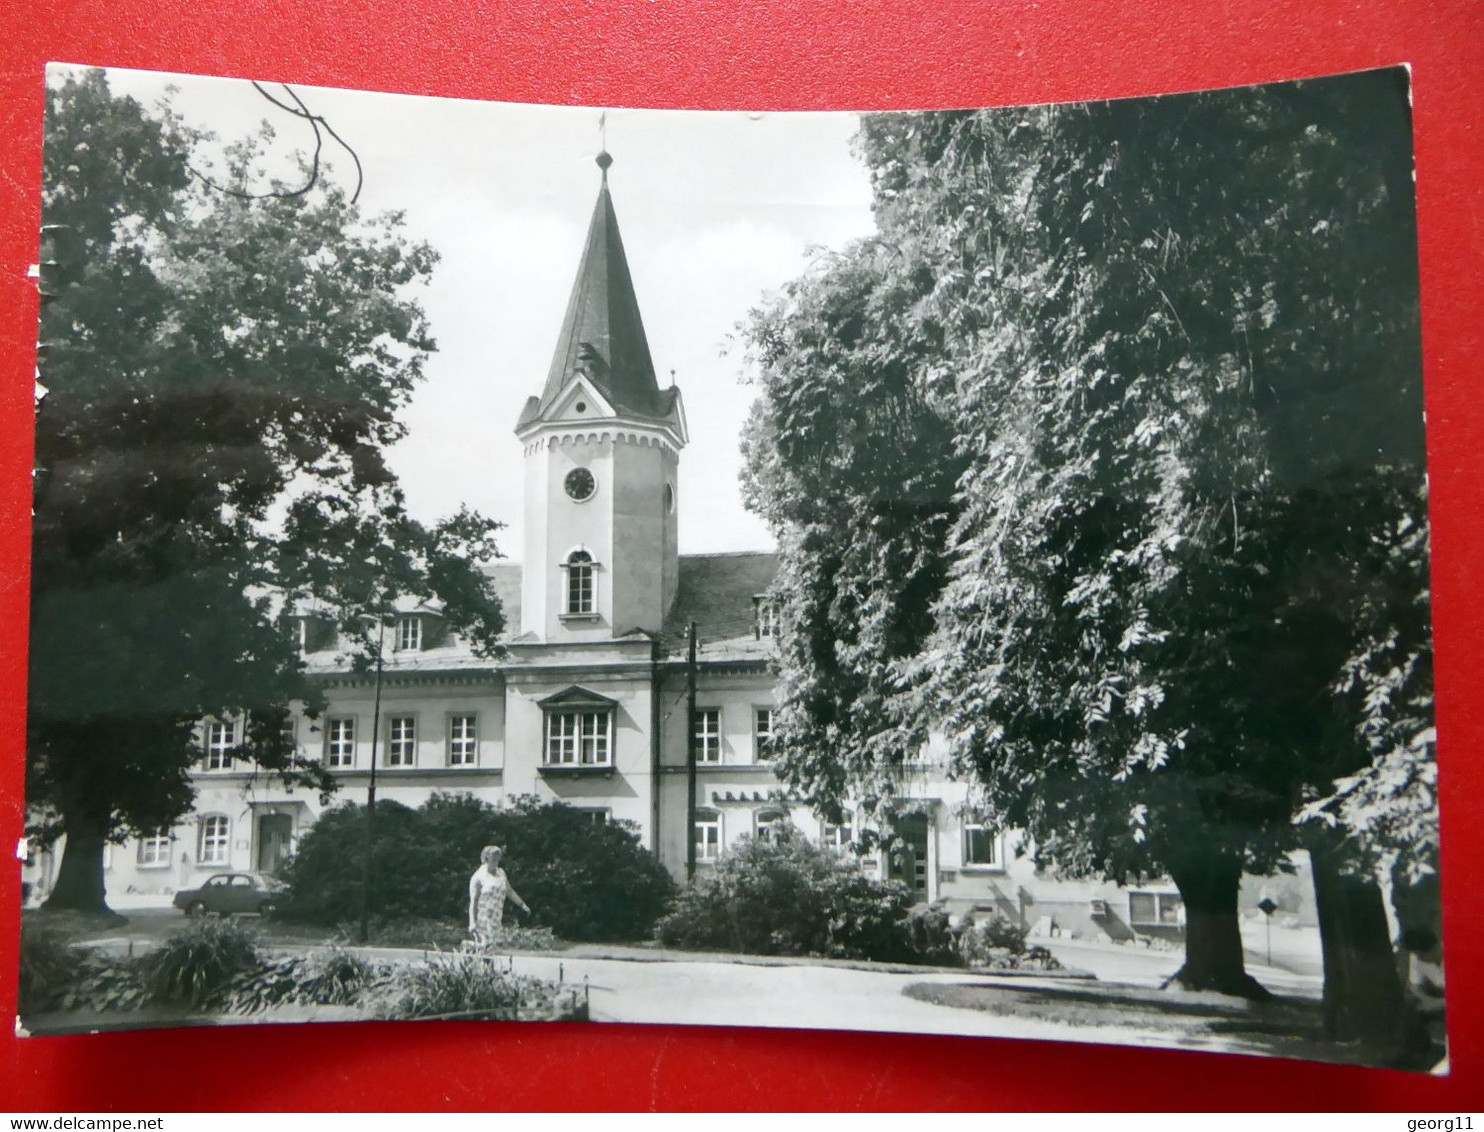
[359,615,386,944]
[685,620,698,882]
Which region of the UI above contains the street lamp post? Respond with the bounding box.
[358,614,386,944]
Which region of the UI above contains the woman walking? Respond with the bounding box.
[467,845,530,947]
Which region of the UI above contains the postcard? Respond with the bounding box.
[19,63,1441,1071]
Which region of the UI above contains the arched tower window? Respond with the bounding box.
[565,550,596,616]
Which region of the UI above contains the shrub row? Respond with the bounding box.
[280,794,675,943]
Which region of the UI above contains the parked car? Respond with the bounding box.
[172,872,289,918]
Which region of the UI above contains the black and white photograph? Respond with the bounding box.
[20,63,1440,1072]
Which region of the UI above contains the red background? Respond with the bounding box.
[4,0,1482,1112]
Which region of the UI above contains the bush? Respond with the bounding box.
[959,912,1028,957]
[18,924,83,1014]
[490,797,674,942]
[279,799,426,926]
[896,903,959,966]
[223,946,388,1014]
[138,917,263,1007]
[657,826,933,961]
[283,793,675,942]
[956,914,1062,971]
[370,950,584,1022]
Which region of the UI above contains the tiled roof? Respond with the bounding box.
[519,164,668,427]
[302,552,779,673]
[661,551,780,661]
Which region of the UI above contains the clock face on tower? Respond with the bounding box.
[564,467,597,502]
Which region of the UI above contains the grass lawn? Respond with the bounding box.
[903,978,1391,1066]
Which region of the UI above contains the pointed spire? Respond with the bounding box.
[524,149,667,425]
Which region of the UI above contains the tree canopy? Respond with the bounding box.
[29,70,507,910]
[741,70,1430,998]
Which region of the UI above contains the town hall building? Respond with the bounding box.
[28,150,1308,945]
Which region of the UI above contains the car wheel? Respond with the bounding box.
[187,901,208,918]
[259,901,279,919]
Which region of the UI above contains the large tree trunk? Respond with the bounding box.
[1165,850,1271,999]
[41,804,113,914]
[1309,836,1411,1053]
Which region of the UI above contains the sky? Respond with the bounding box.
[63,64,879,558]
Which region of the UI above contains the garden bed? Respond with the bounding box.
[19,917,586,1035]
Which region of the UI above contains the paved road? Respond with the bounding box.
[354,945,1081,1036]
[346,946,1298,1059]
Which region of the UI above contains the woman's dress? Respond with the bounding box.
[469,866,510,945]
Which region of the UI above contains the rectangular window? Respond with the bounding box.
[575,808,610,826]
[545,711,613,767]
[754,707,774,759]
[755,810,785,841]
[198,816,230,865]
[204,719,236,770]
[1129,891,1184,927]
[395,616,422,652]
[694,708,721,763]
[820,822,852,853]
[695,811,721,862]
[386,715,417,767]
[963,824,1001,869]
[326,717,356,768]
[578,711,609,765]
[547,712,577,765]
[754,597,780,639]
[136,832,171,868]
[448,714,477,767]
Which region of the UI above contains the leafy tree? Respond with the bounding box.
[742,70,1429,1017]
[29,70,505,912]
[740,247,966,821]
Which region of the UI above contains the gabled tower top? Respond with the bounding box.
[516,147,679,433]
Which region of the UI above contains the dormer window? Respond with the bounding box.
[285,614,323,654]
[563,551,597,618]
[395,615,422,652]
[754,596,781,640]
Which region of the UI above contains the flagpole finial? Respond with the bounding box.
[596,111,611,182]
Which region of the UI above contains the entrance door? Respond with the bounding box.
[888,813,931,901]
[256,813,293,875]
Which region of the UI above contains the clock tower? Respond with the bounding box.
[515,150,687,642]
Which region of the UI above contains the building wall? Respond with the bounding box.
[527,435,617,643]
[304,676,508,774]
[610,439,676,635]
[503,662,656,831]
[655,667,782,877]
